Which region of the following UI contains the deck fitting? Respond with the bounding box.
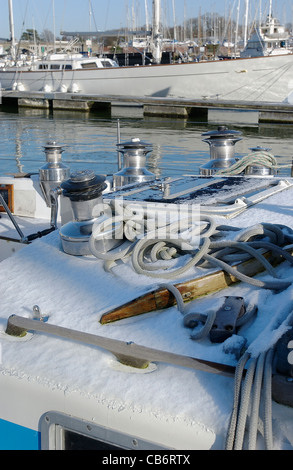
[5,315,28,337]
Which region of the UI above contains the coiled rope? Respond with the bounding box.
[214,151,292,176]
[89,207,293,292]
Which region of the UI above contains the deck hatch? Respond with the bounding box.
[40,411,166,450]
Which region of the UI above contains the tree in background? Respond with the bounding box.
[20,29,41,42]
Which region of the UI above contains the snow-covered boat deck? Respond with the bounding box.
[0,172,293,450]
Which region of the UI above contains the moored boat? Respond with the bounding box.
[1,0,293,103]
[241,1,292,58]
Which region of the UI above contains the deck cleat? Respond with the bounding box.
[184,296,249,343]
[209,296,246,343]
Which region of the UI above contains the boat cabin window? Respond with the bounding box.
[81,62,98,69]
[247,41,263,49]
[100,60,116,67]
[38,64,49,70]
[62,64,73,70]
[50,64,61,70]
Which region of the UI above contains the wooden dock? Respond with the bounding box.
[1,90,293,123]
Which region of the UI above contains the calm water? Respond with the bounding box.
[0,106,293,178]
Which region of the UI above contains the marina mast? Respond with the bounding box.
[243,0,249,48]
[8,0,16,60]
[152,0,162,63]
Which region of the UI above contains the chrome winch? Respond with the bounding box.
[59,170,108,256]
[39,142,70,206]
[200,126,242,175]
[113,137,155,189]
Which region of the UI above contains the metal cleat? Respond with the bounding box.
[184,296,247,343]
[209,296,246,343]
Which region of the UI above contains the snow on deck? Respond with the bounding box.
[0,181,293,448]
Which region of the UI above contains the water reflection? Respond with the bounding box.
[15,131,24,174]
[0,107,292,178]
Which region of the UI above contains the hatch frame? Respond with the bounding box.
[40,411,166,450]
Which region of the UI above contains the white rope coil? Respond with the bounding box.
[89,206,293,291]
[215,151,277,176]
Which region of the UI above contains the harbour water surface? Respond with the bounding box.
[0,107,293,178]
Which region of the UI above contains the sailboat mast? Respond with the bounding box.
[52,0,56,53]
[243,0,249,48]
[172,0,177,42]
[152,0,162,63]
[8,0,16,60]
[145,0,149,31]
[268,0,272,19]
[234,0,240,55]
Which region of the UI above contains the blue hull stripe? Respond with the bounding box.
[0,418,40,450]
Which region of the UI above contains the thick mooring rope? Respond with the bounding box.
[225,348,275,450]
[89,209,293,291]
[214,151,292,176]
[215,151,278,176]
[225,307,293,450]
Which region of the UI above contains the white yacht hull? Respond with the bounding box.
[1,54,293,103]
